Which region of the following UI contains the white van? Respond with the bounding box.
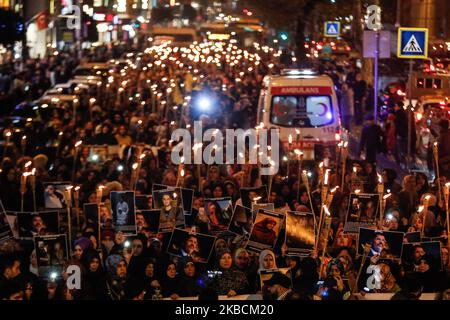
[257,69,341,160]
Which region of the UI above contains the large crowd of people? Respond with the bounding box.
[0,38,449,301]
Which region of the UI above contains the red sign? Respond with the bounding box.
[270,86,333,95]
[281,140,336,149]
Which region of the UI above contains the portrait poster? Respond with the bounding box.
[152,189,185,232]
[285,211,316,256]
[110,191,136,235]
[204,197,233,235]
[34,234,68,277]
[228,205,253,237]
[17,211,59,240]
[152,184,193,216]
[246,209,284,253]
[401,241,443,271]
[167,228,216,263]
[344,193,379,233]
[43,182,72,209]
[357,227,404,259]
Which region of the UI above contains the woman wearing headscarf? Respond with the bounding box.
[258,249,277,272]
[178,258,202,297]
[105,254,128,300]
[212,250,249,297]
[142,258,160,300]
[324,258,349,297]
[81,249,108,300]
[159,261,182,299]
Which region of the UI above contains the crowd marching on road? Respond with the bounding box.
[0,37,449,301]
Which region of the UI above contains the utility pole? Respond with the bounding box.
[396,0,401,27]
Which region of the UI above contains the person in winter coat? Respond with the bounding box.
[178,258,202,297]
[340,83,354,130]
[212,250,249,297]
[81,249,108,300]
[385,113,397,160]
[105,254,128,300]
[359,113,383,163]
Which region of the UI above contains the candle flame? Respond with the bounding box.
[294,149,303,156]
[288,134,293,144]
[324,169,330,185]
[66,185,73,191]
[132,163,139,170]
[74,186,80,191]
[377,173,383,184]
[383,193,392,200]
[331,186,339,193]
[25,161,32,168]
[139,154,146,160]
[181,169,185,177]
[75,140,82,148]
[418,205,424,213]
[355,189,361,194]
[323,205,331,216]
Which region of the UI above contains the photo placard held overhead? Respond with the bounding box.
[110,191,137,235]
[16,211,59,240]
[137,209,160,233]
[167,228,216,263]
[152,189,185,232]
[401,241,443,271]
[204,197,233,235]
[344,193,379,233]
[285,211,316,256]
[246,209,284,253]
[43,182,72,209]
[34,234,68,277]
[228,205,253,237]
[357,227,404,259]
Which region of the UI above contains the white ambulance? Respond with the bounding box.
[257,69,342,160]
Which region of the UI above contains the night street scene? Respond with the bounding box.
[0,0,450,303]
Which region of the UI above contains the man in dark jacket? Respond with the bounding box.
[359,114,382,163]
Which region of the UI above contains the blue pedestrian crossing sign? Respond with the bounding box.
[397,27,428,59]
[324,21,340,37]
